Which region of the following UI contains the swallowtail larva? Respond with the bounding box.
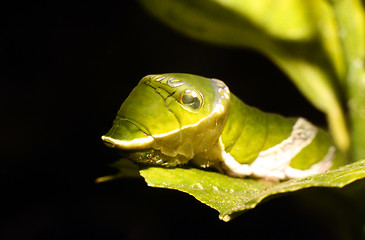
[102,73,347,181]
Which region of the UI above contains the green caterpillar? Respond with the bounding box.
[102,73,348,180]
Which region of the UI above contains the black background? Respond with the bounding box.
[2,1,358,239]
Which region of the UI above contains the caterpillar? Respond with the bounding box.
[102,73,348,180]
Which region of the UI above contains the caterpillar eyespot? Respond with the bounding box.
[180,89,202,111]
[102,73,348,181]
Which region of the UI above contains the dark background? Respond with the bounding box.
[2,1,359,239]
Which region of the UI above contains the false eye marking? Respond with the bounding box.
[179,89,203,111]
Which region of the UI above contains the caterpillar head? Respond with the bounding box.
[102,73,230,166]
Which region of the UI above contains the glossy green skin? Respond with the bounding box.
[102,73,347,177]
[223,94,346,170]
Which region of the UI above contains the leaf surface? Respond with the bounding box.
[139,159,365,221]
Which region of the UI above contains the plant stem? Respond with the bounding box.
[329,0,365,161]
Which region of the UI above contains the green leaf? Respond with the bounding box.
[138,0,350,152]
[139,159,365,221]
